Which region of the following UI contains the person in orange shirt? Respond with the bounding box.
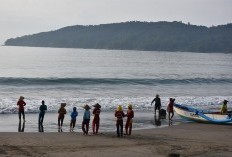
[17,96,26,122]
[58,103,67,129]
[125,104,134,135]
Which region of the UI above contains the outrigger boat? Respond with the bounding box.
[174,104,232,124]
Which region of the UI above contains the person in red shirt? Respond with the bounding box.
[167,98,175,120]
[125,104,134,135]
[115,105,125,137]
[92,103,101,134]
[17,96,26,122]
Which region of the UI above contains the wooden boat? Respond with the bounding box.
[174,104,232,124]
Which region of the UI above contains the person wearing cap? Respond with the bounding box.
[115,105,125,137]
[125,104,134,135]
[221,100,229,114]
[70,107,78,132]
[82,104,91,135]
[151,94,162,115]
[92,103,101,134]
[58,103,67,128]
[17,96,26,122]
[39,100,47,125]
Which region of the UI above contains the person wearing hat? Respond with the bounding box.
[125,104,134,135]
[82,104,91,135]
[58,103,67,128]
[151,94,162,115]
[115,105,125,137]
[221,100,229,114]
[17,96,26,122]
[92,103,101,134]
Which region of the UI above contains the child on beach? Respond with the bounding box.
[82,104,91,135]
[70,107,78,132]
[125,104,134,135]
[17,96,26,122]
[167,98,175,120]
[58,103,67,128]
[92,103,101,134]
[39,100,47,125]
[115,105,125,137]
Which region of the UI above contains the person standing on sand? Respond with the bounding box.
[17,96,26,122]
[167,98,175,120]
[125,104,134,135]
[92,103,101,134]
[82,104,91,135]
[70,107,78,132]
[39,100,47,125]
[221,100,229,114]
[151,94,161,115]
[115,105,125,137]
[58,103,67,128]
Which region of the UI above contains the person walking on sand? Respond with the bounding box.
[115,105,125,137]
[167,98,175,120]
[82,104,91,135]
[221,100,229,114]
[58,103,67,128]
[70,107,78,132]
[151,94,161,115]
[92,103,101,134]
[39,100,47,125]
[17,96,26,122]
[125,104,134,135]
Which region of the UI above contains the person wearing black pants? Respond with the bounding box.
[115,105,125,137]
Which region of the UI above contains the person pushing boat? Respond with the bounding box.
[221,100,229,114]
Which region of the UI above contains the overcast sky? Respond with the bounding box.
[1,0,232,45]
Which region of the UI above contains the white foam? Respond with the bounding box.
[0,96,231,114]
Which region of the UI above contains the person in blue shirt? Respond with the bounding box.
[82,104,91,135]
[38,100,47,125]
[70,107,78,132]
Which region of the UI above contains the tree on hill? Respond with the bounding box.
[4,21,232,53]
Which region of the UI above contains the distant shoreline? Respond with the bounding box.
[2,45,232,54]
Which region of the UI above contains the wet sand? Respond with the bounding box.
[0,123,231,157]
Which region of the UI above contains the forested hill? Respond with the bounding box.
[4,21,232,53]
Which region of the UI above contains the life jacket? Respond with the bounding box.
[115,111,124,120]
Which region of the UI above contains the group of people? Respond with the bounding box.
[151,94,175,120]
[16,95,229,135]
[16,96,134,136]
[150,94,230,119]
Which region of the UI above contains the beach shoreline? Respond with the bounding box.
[0,112,175,132]
[0,123,231,157]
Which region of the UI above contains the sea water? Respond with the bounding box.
[0,46,231,132]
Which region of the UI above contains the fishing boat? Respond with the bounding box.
[174,104,232,124]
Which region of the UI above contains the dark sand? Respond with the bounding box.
[0,123,231,157]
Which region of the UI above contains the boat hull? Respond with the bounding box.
[174,104,232,124]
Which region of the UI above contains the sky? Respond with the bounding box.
[0,0,232,45]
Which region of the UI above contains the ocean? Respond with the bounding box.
[0,46,231,132]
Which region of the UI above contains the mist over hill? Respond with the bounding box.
[4,21,232,53]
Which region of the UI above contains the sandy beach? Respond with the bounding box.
[0,123,231,157]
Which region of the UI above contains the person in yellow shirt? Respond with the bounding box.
[221,100,229,114]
